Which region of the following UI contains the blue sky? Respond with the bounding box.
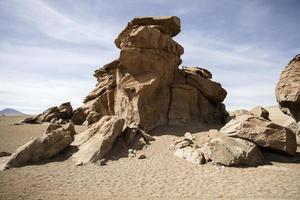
[0,0,299,114]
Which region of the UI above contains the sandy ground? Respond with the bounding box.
[0,108,300,200]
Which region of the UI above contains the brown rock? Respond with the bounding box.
[202,136,264,166]
[221,114,297,155]
[72,116,125,164]
[71,108,87,125]
[66,16,228,131]
[4,123,75,169]
[276,54,300,121]
[58,102,73,119]
[182,66,212,79]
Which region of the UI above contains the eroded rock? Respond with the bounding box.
[3,123,75,169]
[202,136,264,166]
[276,54,300,121]
[221,114,297,155]
[72,116,125,164]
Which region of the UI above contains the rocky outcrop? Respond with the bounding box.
[221,114,297,155]
[3,123,75,169]
[77,16,228,131]
[72,116,125,164]
[276,54,300,122]
[22,102,74,124]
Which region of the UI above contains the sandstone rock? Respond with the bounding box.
[202,136,264,166]
[221,114,297,155]
[71,108,87,125]
[85,111,102,126]
[250,106,270,120]
[182,66,212,79]
[4,123,75,169]
[276,54,300,121]
[22,102,74,124]
[72,116,125,164]
[116,16,181,42]
[174,146,205,165]
[58,102,73,119]
[73,16,228,131]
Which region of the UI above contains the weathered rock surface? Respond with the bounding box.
[22,16,228,130]
[221,114,297,155]
[72,116,125,164]
[22,102,74,124]
[202,136,264,166]
[276,54,300,121]
[3,123,75,169]
[76,16,228,131]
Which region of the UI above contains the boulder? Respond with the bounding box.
[71,107,87,125]
[276,54,300,121]
[3,123,75,169]
[58,102,73,119]
[174,146,205,164]
[201,136,264,166]
[221,114,297,155]
[250,106,270,120]
[22,102,74,124]
[72,116,125,164]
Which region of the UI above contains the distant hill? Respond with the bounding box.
[0,108,25,116]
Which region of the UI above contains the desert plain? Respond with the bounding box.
[0,106,299,200]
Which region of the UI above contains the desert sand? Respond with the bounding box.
[0,107,299,200]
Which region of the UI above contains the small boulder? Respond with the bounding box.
[174,146,205,164]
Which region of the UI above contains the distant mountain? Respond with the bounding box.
[0,108,25,116]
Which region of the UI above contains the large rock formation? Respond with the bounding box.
[221,114,297,155]
[77,16,228,131]
[276,54,300,122]
[3,123,75,169]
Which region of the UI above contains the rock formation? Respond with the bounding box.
[76,16,228,131]
[22,102,73,124]
[3,123,75,169]
[276,54,300,122]
[22,16,228,132]
[221,114,297,155]
[170,131,263,166]
[72,116,124,164]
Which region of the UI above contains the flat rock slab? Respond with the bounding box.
[72,116,125,164]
